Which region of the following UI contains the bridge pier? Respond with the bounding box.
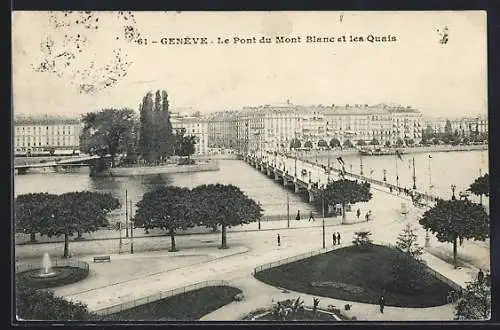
[294,180,301,194]
[267,167,272,177]
[274,170,280,181]
[283,177,289,187]
[308,187,315,203]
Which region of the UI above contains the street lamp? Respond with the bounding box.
[383,169,387,182]
[360,155,364,176]
[412,157,417,190]
[322,188,326,249]
[451,184,457,200]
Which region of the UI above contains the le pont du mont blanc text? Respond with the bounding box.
[137,34,397,45]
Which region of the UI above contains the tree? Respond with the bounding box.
[15,193,57,243]
[343,140,353,148]
[304,141,313,149]
[444,120,453,138]
[329,138,341,148]
[16,283,96,321]
[174,129,197,159]
[356,140,366,146]
[370,138,379,146]
[352,230,373,247]
[161,90,175,158]
[317,139,328,148]
[385,140,391,147]
[406,139,415,146]
[395,223,424,260]
[290,138,301,149]
[395,138,404,147]
[80,108,137,166]
[323,179,372,224]
[192,184,263,249]
[455,278,491,320]
[468,173,489,205]
[138,91,154,162]
[21,192,120,258]
[419,199,489,269]
[133,186,195,252]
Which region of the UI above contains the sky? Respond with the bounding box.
[12,11,487,118]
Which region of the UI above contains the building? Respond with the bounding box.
[14,115,81,155]
[423,114,488,138]
[170,113,209,156]
[207,103,424,153]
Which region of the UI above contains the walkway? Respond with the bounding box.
[17,187,489,320]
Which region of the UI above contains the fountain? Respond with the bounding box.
[36,253,57,278]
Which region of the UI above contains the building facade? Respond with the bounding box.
[207,103,424,153]
[171,113,209,156]
[14,115,81,155]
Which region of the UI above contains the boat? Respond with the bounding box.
[359,148,407,156]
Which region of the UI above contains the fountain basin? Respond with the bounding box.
[16,260,90,289]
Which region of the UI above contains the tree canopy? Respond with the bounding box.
[174,129,197,158]
[468,173,489,198]
[323,179,372,223]
[419,199,489,268]
[16,191,120,257]
[317,140,328,148]
[370,138,380,146]
[191,184,263,248]
[329,138,341,148]
[455,277,491,320]
[290,138,301,149]
[134,186,196,251]
[80,108,136,166]
[304,141,313,149]
[15,193,56,242]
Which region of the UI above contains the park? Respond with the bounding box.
[15,170,491,321]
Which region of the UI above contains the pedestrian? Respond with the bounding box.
[332,233,337,246]
[277,234,281,246]
[389,186,393,193]
[365,212,369,222]
[309,211,315,222]
[356,208,361,219]
[478,269,484,284]
[296,210,301,221]
[379,295,385,313]
[336,232,341,245]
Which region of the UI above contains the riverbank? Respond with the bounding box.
[293,143,487,159]
[95,160,220,177]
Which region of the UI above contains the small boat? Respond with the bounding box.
[359,148,407,156]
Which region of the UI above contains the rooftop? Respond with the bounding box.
[14,114,81,125]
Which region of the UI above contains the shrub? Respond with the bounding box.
[352,230,373,248]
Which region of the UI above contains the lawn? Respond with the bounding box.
[102,286,242,321]
[255,244,452,307]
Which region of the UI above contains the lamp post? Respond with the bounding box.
[130,200,134,254]
[360,154,364,176]
[451,184,457,200]
[412,157,417,190]
[287,193,290,229]
[125,190,129,238]
[322,188,326,249]
[383,169,387,182]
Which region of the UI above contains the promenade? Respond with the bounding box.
[16,187,489,320]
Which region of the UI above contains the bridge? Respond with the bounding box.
[14,154,111,174]
[243,153,441,211]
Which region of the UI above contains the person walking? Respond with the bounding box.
[332,233,337,246]
[379,295,385,313]
[336,232,341,245]
[277,234,281,246]
[478,269,484,284]
[309,211,315,222]
[296,210,301,221]
[365,212,369,222]
[356,208,361,219]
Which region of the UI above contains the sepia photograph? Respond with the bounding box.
[12,11,490,322]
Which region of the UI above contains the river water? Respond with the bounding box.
[14,150,489,218]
